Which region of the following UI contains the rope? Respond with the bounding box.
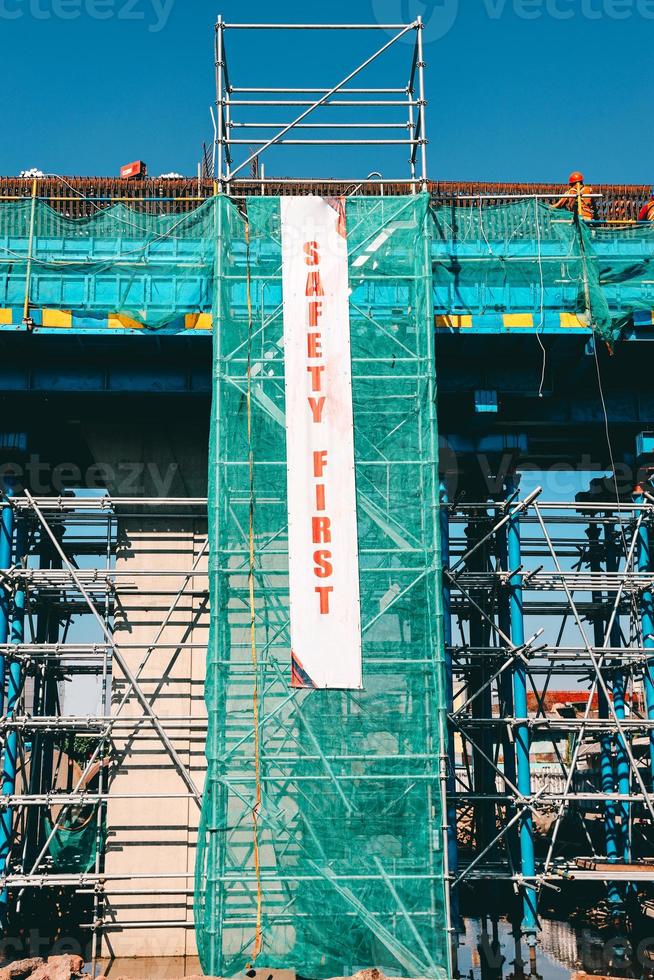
[245,210,263,962]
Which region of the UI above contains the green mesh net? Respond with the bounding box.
[431,199,654,344]
[44,810,103,874]
[0,196,653,341]
[0,198,654,342]
[0,198,218,328]
[194,195,450,979]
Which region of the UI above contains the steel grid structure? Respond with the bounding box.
[4,481,654,973]
[442,474,654,974]
[0,492,209,971]
[214,19,429,191]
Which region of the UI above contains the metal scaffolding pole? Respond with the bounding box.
[635,487,654,784]
[440,482,460,934]
[505,475,537,960]
[605,519,631,872]
[214,19,426,188]
[0,512,22,927]
[0,474,15,715]
[465,511,495,863]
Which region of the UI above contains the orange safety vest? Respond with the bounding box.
[559,185,595,221]
[640,199,654,222]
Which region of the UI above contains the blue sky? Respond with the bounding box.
[2,0,651,184]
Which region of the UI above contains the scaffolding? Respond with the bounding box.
[1,16,654,980]
[442,469,654,972]
[193,193,450,978]
[0,492,209,971]
[213,19,429,192]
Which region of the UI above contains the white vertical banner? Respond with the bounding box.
[280,196,363,690]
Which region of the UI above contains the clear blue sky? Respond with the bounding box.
[2,0,651,184]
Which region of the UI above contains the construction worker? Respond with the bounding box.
[638,190,654,222]
[553,172,596,221]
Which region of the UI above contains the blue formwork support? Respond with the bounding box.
[506,474,538,952]
[0,521,26,927]
[588,522,622,913]
[0,481,15,716]
[635,491,654,785]
[439,482,461,932]
[497,528,517,793]
[605,523,631,870]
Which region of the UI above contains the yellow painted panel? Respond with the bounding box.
[185,313,213,330]
[435,314,472,329]
[41,309,72,329]
[0,309,12,325]
[503,313,534,329]
[560,313,588,329]
[108,314,144,330]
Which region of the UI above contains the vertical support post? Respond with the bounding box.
[506,473,537,962]
[407,79,417,187]
[588,520,622,914]
[498,508,521,936]
[466,511,494,864]
[0,520,26,928]
[635,487,654,785]
[215,16,225,190]
[497,522,516,791]
[605,520,630,873]
[0,481,15,715]
[440,481,460,941]
[415,17,429,190]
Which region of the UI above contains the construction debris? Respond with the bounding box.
[0,957,83,980]
[0,960,45,980]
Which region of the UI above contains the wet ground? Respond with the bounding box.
[458,916,641,979]
[95,917,648,979]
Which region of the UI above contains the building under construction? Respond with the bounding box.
[1,18,654,980]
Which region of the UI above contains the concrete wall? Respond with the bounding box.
[81,423,209,960]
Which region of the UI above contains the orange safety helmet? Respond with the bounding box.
[569,171,584,186]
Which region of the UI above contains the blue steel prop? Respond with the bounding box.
[588,521,623,915]
[605,523,631,871]
[505,474,538,953]
[635,489,654,785]
[0,483,14,715]
[0,522,26,926]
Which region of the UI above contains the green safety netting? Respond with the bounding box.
[44,810,103,874]
[0,198,218,328]
[0,196,654,340]
[431,199,654,344]
[194,194,450,979]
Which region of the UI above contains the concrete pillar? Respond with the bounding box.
[104,517,207,960]
[79,423,209,964]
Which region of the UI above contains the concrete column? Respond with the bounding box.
[104,517,207,961]
[79,423,209,965]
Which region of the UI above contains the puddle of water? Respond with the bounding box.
[457,917,610,980]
